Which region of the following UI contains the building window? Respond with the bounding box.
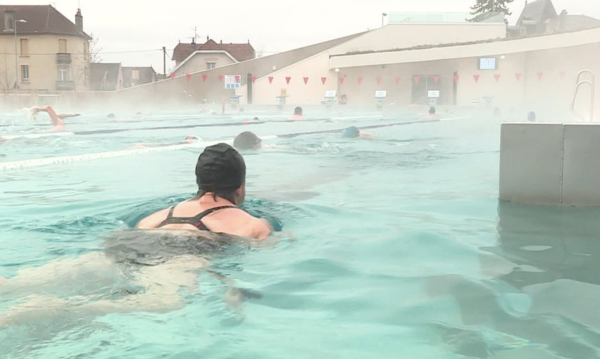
[20,39,29,56]
[58,67,68,81]
[132,70,139,80]
[21,65,29,81]
[59,39,68,53]
[207,62,216,69]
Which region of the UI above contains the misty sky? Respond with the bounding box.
[8,0,600,72]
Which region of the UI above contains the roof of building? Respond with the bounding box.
[122,66,156,85]
[173,39,255,63]
[0,5,91,40]
[90,63,121,86]
[517,0,558,26]
[562,14,600,31]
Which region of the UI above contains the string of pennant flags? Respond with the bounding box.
[170,71,571,84]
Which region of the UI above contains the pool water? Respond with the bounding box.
[1,111,600,359]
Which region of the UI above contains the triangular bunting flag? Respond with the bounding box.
[321,77,327,85]
[358,77,363,85]
[303,77,309,85]
[537,72,544,81]
[473,74,480,83]
[202,74,207,81]
[268,76,274,84]
[218,75,224,82]
[395,76,401,85]
[515,73,522,82]
[433,75,440,84]
[186,74,191,82]
[252,76,257,84]
[235,75,241,82]
[453,75,460,83]
[339,77,345,85]
[170,73,175,80]
[285,77,291,84]
[413,76,420,85]
[494,74,501,82]
[376,76,382,85]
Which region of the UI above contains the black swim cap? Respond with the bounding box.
[195,143,246,192]
[233,131,261,150]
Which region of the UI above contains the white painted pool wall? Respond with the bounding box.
[500,123,600,206]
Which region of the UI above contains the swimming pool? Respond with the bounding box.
[2,110,600,359]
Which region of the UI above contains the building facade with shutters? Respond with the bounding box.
[0,5,91,92]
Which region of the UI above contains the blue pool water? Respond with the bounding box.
[2,111,600,359]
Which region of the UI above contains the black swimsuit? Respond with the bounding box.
[157,205,237,231]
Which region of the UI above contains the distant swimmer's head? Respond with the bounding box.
[429,107,436,115]
[233,131,262,150]
[185,135,199,144]
[294,106,303,115]
[528,111,536,122]
[341,126,360,139]
[107,113,116,119]
[196,143,247,205]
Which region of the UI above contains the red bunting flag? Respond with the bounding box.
[218,75,224,82]
[413,76,420,85]
[515,73,522,82]
[559,70,566,80]
[376,76,382,85]
[395,76,401,85]
[186,74,191,82]
[252,76,257,83]
[358,77,363,85]
[321,77,327,85]
[453,75,460,83]
[285,77,291,84]
[268,76,274,84]
[235,75,241,82]
[433,75,440,84]
[494,74,501,82]
[170,73,175,80]
[303,77,309,85]
[537,72,544,81]
[202,74,207,81]
[339,77,345,85]
[473,74,480,83]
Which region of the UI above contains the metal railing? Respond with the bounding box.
[571,70,595,121]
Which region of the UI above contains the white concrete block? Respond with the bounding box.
[499,123,564,205]
[562,124,600,206]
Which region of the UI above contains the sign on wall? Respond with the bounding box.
[428,90,440,98]
[375,90,387,99]
[325,90,337,98]
[224,75,242,89]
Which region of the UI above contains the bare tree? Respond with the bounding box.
[255,44,265,58]
[89,33,103,63]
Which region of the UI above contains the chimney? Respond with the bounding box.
[559,9,568,30]
[220,40,222,44]
[75,8,83,32]
[4,10,14,32]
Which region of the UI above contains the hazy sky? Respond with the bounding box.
[8,0,600,72]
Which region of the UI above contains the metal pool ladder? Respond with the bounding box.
[571,70,595,121]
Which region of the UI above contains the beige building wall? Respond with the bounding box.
[238,52,338,106]
[0,34,89,92]
[173,52,236,76]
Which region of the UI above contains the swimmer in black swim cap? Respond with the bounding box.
[137,143,272,239]
[233,131,262,150]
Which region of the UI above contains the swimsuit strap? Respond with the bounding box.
[157,205,238,231]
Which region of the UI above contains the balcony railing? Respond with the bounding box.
[55,81,75,91]
[56,53,71,64]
